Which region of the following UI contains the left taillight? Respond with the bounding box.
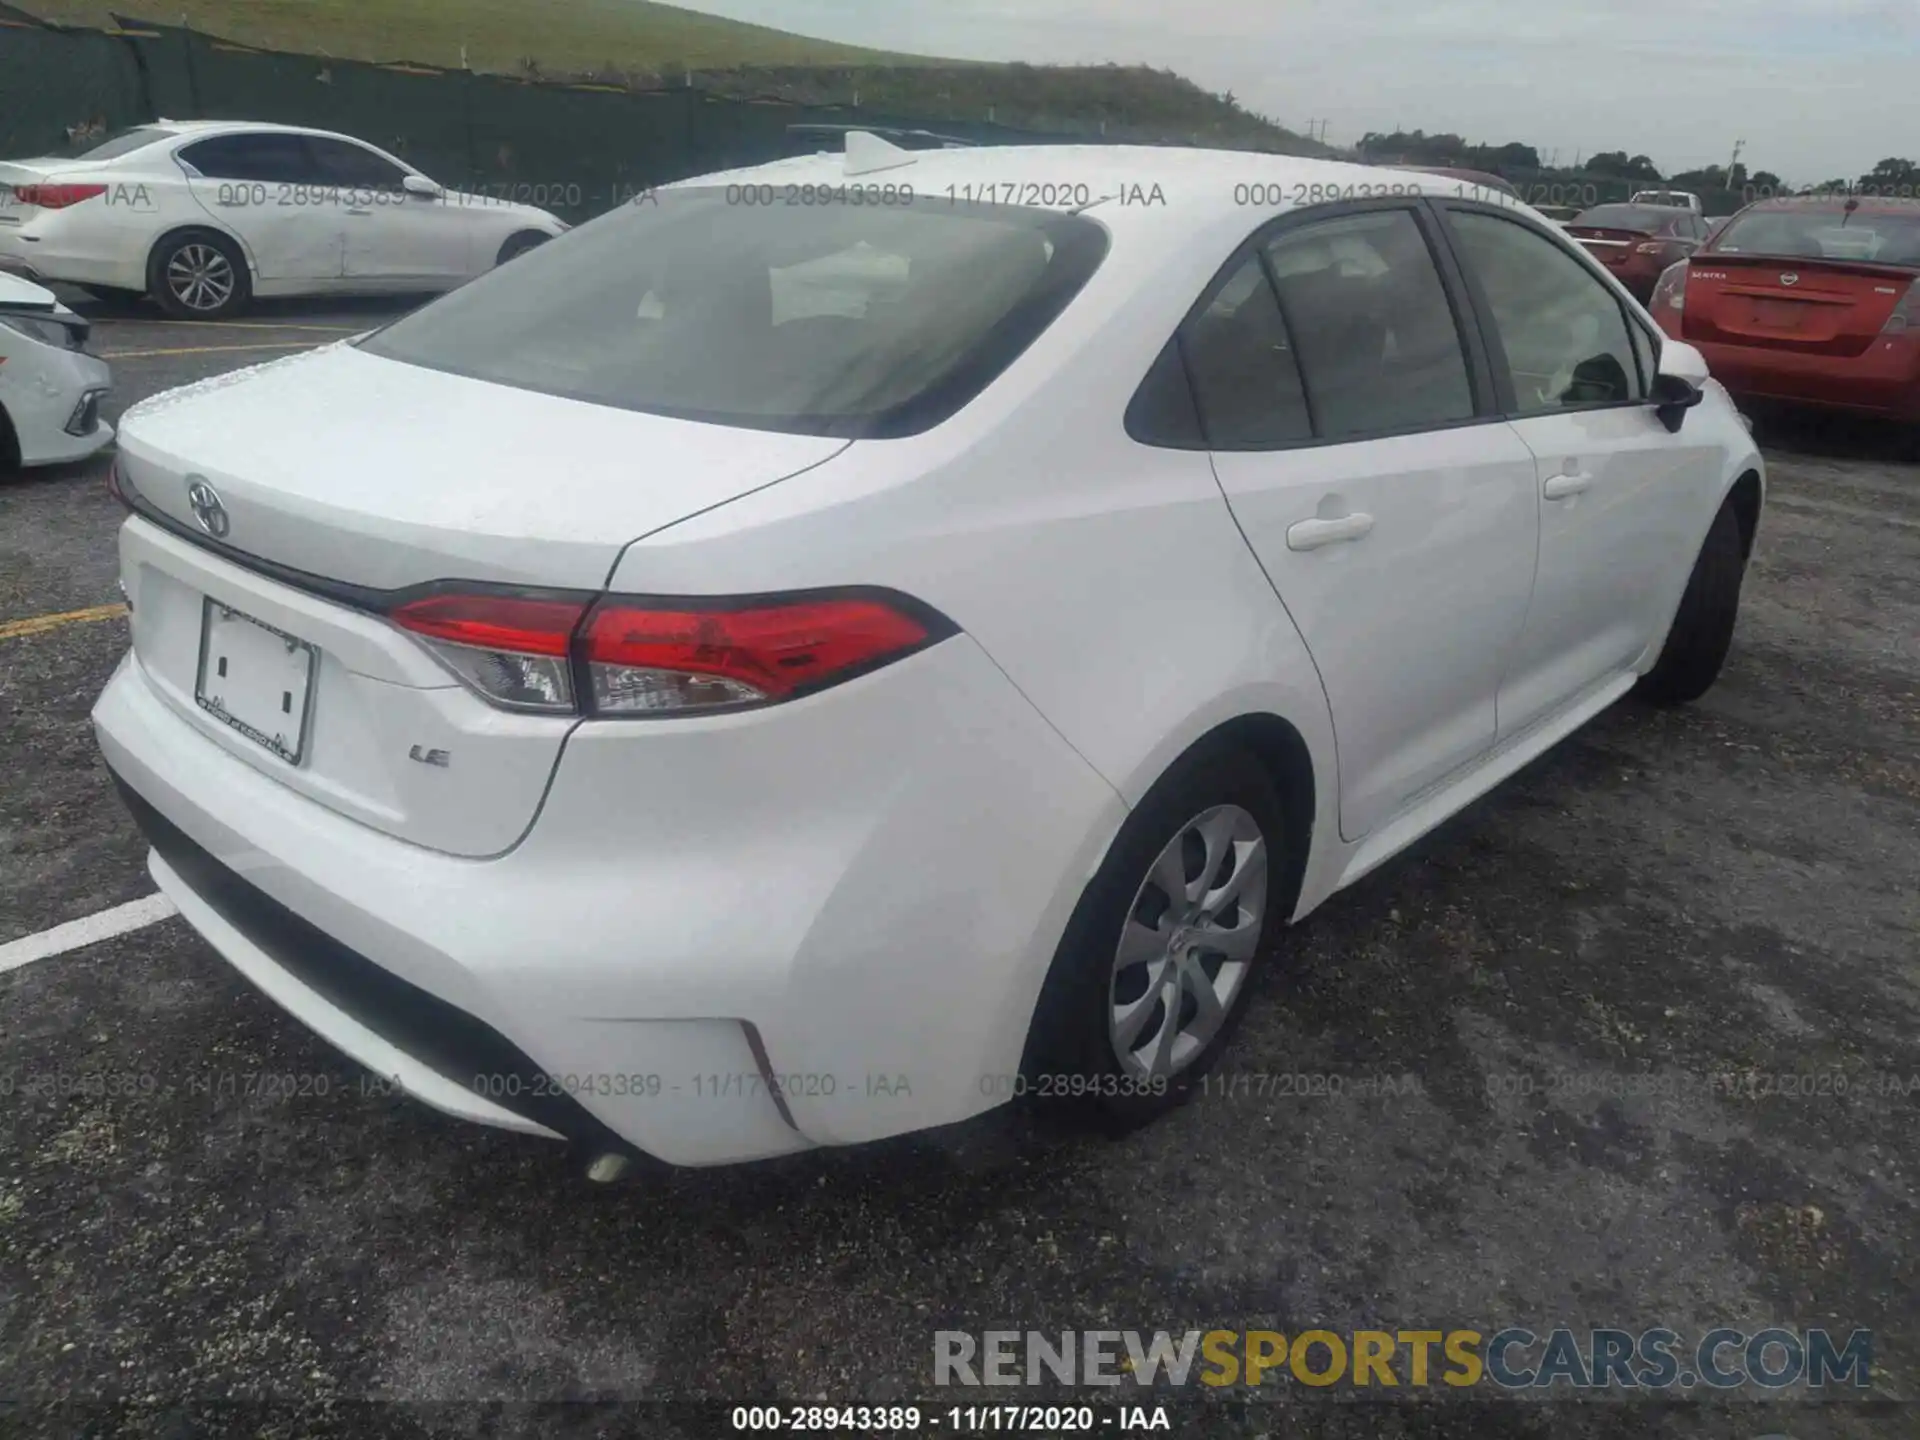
[12,183,108,209]
[388,588,951,718]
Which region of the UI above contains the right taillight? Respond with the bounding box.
[1880,279,1920,336]
[1650,260,1689,315]
[12,183,108,209]
[389,588,952,718]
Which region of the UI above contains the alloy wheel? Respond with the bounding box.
[1107,803,1267,1078]
[166,244,236,313]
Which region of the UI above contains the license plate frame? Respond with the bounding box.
[194,598,318,766]
[1751,299,1807,329]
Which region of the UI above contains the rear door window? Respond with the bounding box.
[178,133,326,184]
[1263,208,1476,439]
[1177,254,1312,447]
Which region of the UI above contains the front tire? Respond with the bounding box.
[1638,501,1747,705]
[149,230,251,320]
[1022,746,1288,1130]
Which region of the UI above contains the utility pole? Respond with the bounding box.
[1727,137,1745,179]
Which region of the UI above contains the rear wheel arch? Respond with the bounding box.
[0,400,20,471]
[145,225,255,318]
[495,229,551,266]
[1726,467,1763,560]
[1169,713,1316,921]
[147,222,255,279]
[1015,710,1318,1117]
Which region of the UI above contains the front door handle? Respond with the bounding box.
[1543,472,1593,500]
[1287,512,1375,551]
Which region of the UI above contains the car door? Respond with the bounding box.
[1199,203,1542,841]
[303,136,472,286]
[1434,202,1725,739]
[177,132,342,282]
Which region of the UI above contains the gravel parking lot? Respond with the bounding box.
[2,298,1917,1439]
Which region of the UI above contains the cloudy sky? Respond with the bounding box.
[684,0,1918,183]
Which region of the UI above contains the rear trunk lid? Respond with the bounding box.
[1680,256,1917,356]
[1567,224,1654,272]
[114,342,850,856]
[115,341,850,591]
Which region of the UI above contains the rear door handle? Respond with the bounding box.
[1543,473,1593,500]
[1286,512,1374,551]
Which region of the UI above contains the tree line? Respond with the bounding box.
[1355,130,1919,199]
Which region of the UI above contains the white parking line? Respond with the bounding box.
[0,894,177,975]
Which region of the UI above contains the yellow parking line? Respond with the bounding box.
[99,340,327,359]
[0,602,127,641]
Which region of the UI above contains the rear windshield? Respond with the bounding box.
[1572,205,1676,233]
[1712,204,1920,265]
[68,126,173,161]
[359,188,1110,438]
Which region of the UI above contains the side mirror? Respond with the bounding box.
[401,174,443,199]
[1650,340,1709,432]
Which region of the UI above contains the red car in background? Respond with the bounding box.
[1651,196,1920,425]
[1566,202,1712,300]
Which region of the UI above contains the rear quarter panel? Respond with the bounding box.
[603,213,1345,915]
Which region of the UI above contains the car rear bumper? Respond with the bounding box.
[1686,333,1920,419]
[0,219,149,292]
[94,621,1126,1167]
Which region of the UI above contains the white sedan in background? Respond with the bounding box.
[0,269,111,468]
[0,120,565,319]
[95,138,1762,1174]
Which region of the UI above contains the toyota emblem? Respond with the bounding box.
[185,477,230,538]
[1780,272,1799,286]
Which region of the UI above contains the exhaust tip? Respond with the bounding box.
[585,1151,635,1184]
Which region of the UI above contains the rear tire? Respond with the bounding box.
[0,402,20,472]
[1021,745,1288,1132]
[1638,502,1747,705]
[148,229,251,320]
[496,230,550,266]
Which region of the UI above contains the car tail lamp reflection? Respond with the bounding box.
[1650,261,1688,314]
[390,589,952,717]
[11,183,109,209]
[1880,279,1920,336]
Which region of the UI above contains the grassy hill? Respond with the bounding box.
[16,0,1326,153]
[21,0,929,71]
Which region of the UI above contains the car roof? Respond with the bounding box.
[675,142,1524,236]
[148,118,361,143]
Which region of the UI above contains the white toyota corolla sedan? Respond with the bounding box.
[93,138,1764,1174]
[0,269,112,468]
[1,120,565,319]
